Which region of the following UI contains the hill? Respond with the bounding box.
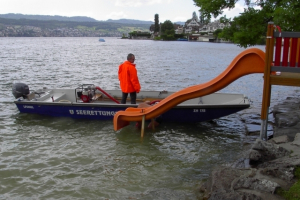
[0,13,98,22]
[106,19,153,24]
[0,15,152,37]
[0,13,186,37]
[0,13,185,25]
[0,13,155,24]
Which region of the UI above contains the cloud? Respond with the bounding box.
[106,11,128,19]
[115,0,172,7]
[173,16,189,22]
[221,2,246,19]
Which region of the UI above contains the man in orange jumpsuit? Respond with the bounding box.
[118,53,141,104]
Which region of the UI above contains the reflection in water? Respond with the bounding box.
[0,38,299,199]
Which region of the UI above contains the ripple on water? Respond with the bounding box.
[0,38,299,199]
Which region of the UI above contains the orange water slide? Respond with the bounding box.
[113,48,266,131]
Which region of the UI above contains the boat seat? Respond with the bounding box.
[27,92,36,100]
[42,93,66,102]
[53,93,67,102]
[198,97,203,104]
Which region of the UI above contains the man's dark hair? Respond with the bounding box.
[127,53,135,60]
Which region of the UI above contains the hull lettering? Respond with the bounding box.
[23,105,34,109]
[69,109,116,116]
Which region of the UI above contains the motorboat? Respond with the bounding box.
[12,83,250,122]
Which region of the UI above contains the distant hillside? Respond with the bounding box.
[107,19,185,25]
[0,17,151,37]
[0,13,185,25]
[106,19,153,25]
[0,13,188,37]
[175,21,185,25]
[0,13,98,22]
[0,13,155,24]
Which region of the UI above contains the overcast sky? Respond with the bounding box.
[1,0,246,22]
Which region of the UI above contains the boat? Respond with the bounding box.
[99,38,105,42]
[12,83,250,122]
[177,38,188,41]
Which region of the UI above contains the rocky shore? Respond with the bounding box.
[198,96,300,200]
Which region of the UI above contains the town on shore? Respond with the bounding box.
[0,12,230,42]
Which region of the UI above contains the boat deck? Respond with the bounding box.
[20,88,249,107]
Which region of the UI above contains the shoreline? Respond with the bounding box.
[198,96,300,200]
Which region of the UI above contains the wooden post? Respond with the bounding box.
[141,115,145,137]
[260,22,275,140]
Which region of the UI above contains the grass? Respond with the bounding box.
[277,167,300,200]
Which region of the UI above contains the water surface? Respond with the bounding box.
[0,37,298,199]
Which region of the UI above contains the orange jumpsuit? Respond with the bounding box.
[118,60,141,93]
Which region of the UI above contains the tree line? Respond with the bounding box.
[193,0,300,48]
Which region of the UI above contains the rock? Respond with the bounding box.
[268,135,289,144]
[260,166,295,182]
[199,167,286,200]
[232,178,280,193]
[209,190,263,200]
[292,133,300,147]
[200,167,245,194]
[198,98,300,200]
[231,158,251,169]
[250,139,290,163]
[199,167,257,200]
[272,97,300,117]
[273,122,300,141]
[241,113,273,136]
[275,111,300,128]
[249,149,262,161]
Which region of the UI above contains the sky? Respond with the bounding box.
[1,0,247,22]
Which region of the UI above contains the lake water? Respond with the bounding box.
[0,37,299,199]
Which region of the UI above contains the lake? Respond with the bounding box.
[0,37,299,199]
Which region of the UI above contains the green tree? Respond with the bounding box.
[219,15,231,24]
[193,0,300,47]
[192,11,198,20]
[273,0,300,31]
[193,0,237,20]
[219,8,267,47]
[154,14,160,33]
[160,20,176,40]
[199,13,211,25]
[213,29,222,39]
[199,11,205,24]
[160,20,174,33]
[161,29,175,41]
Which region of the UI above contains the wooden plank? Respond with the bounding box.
[290,38,298,67]
[271,66,300,73]
[274,31,300,38]
[282,37,290,66]
[270,72,300,86]
[141,115,145,137]
[274,37,282,66]
[297,39,300,66]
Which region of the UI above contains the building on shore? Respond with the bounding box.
[149,12,231,42]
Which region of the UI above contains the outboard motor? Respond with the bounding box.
[80,90,90,103]
[12,83,30,99]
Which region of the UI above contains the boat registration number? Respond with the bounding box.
[193,109,206,113]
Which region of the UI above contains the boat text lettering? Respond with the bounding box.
[193,109,206,112]
[23,105,34,109]
[69,109,116,116]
